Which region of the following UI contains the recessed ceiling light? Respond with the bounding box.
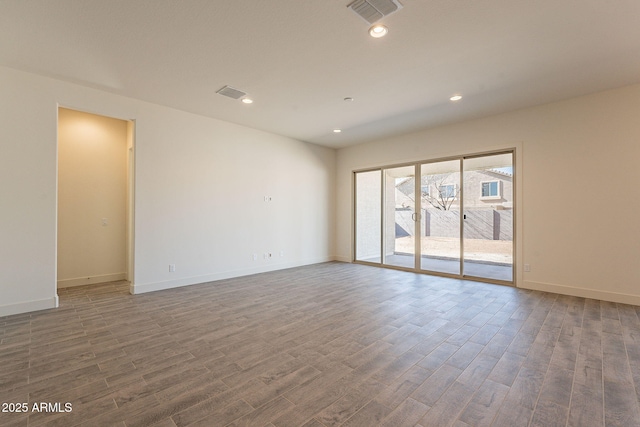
[369,24,388,38]
[450,95,463,101]
[241,98,254,104]
[333,129,342,133]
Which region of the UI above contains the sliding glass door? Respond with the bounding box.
[462,153,513,282]
[354,150,514,285]
[383,166,417,269]
[355,170,382,263]
[420,160,461,275]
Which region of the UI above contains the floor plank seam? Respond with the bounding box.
[3,264,640,426]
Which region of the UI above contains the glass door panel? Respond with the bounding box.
[354,150,515,285]
[462,153,514,282]
[419,160,461,275]
[383,166,417,269]
[355,170,382,263]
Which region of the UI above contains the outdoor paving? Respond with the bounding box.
[395,236,513,264]
[361,236,513,282]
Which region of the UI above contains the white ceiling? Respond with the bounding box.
[2,0,640,148]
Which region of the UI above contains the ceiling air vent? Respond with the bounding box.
[347,0,403,24]
[216,85,246,100]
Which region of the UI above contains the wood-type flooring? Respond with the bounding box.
[1,262,640,426]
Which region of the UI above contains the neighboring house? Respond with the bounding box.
[394,169,513,241]
[396,169,512,211]
[460,168,513,210]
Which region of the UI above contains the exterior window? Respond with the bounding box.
[481,181,500,198]
[421,185,430,197]
[438,184,456,199]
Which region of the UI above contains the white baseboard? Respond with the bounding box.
[0,296,58,317]
[520,280,640,306]
[131,257,336,295]
[57,272,126,288]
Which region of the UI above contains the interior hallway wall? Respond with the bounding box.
[0,66,336,316]
[57,108,128,288]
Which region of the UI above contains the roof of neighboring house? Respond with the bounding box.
[487,168,513,178]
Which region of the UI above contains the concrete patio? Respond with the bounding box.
[362,236,513,282]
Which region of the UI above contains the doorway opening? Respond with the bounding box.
[56,107,134,292]
[354,150,514,285]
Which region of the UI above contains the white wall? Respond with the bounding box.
[57,108,128,287]
[0,69,59,315]
[336,83,640,305]
[0,66,335,316]
[3,62,638,315]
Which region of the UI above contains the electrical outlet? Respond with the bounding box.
[252,254,258,261]
[280,251,284,257]
[524,264,531,272]
[169,264,176,272]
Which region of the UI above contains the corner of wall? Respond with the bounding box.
[131,256,335,295]
[520,280,640,306]
[0,297,58,317]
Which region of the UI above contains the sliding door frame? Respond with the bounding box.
[353,148,516,287]
[460,150,515,284]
